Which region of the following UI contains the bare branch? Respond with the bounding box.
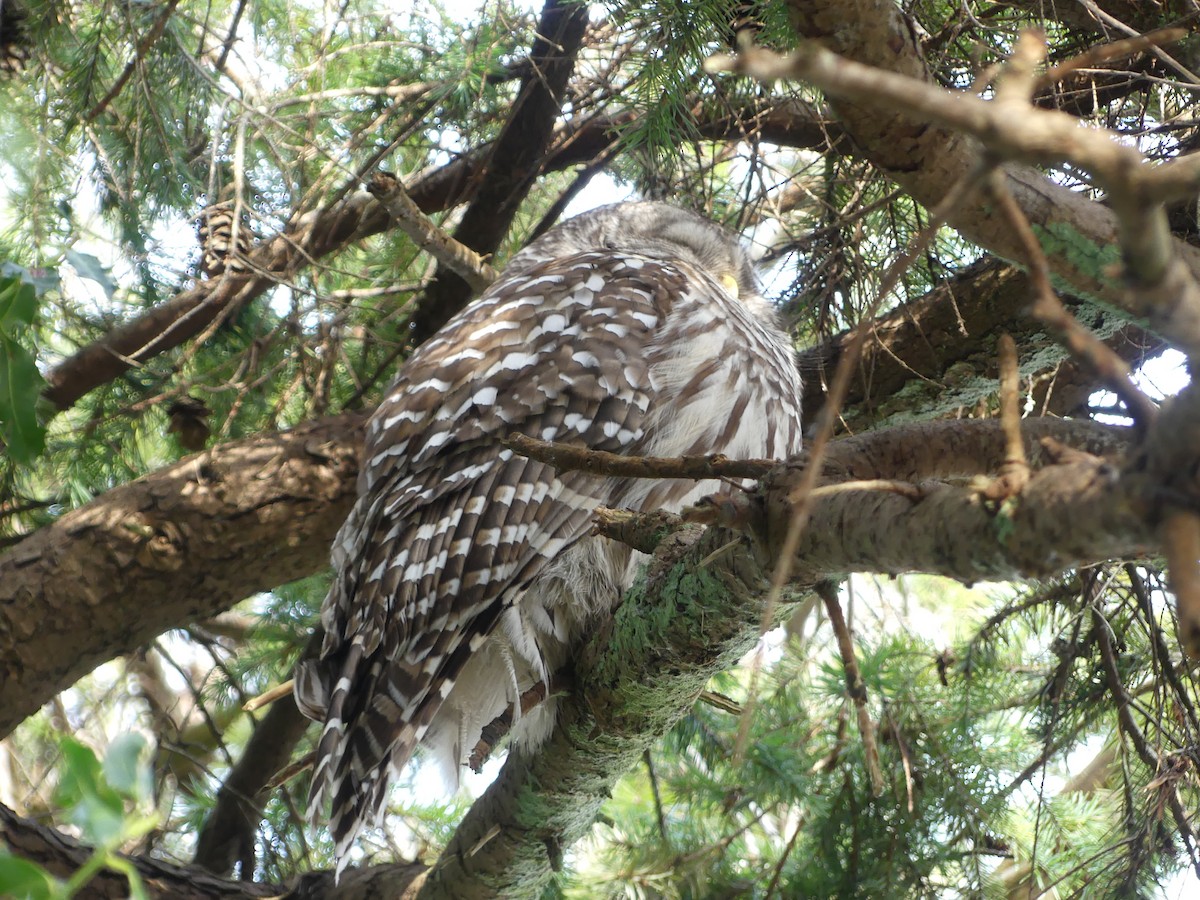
[817,580,884,796]
[986,168,1159,427]
[503,433,776,480]
[0,412,365,737]
[405,0,591,345]
[367,172,498,293]
[0,801,279,899]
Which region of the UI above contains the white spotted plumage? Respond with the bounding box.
[295,201,804,871]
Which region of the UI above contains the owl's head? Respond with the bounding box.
[509,202,766,312]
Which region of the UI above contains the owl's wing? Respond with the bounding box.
[297,250,693,861]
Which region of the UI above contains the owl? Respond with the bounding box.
[295,201,804,867]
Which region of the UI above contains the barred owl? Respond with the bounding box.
[295,201,804,866]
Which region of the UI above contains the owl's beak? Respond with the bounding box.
[719,273,739,298]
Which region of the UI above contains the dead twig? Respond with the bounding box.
[368,171,498,293]
[1163,512,1200,657]
[468,680,553,772]
[1036,27,1188,92]
[503,433,776,480]
[817,581,884,796]
[986,171,1158,428]
[979,334,1031,502]
[591,507,684,554]
[242,679,295,712]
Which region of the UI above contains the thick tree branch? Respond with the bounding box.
[0,802,278,899]
[0,384,1134,749]
[0,415,1128,744]
[405,0,590,344]
[1,799,429,899]
[0,412,366,737]
[797,258,1164,430]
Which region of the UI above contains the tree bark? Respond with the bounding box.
[0,800,428,899]
[0,412,365,737]
[797,257,1163,429]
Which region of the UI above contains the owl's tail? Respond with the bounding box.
[294,630,483,876]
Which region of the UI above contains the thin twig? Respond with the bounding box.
[1163,512,1200,657]
[764,812,806,898]
[986,170,1159,428]
[978,333,1031,503]
[503,433,776,480]
[85,0,184,123]
[266,751,314,790]
[1036,27,1188,92]
[643,749,671,850]
[242,679,294,712]
[817,581,884,796]
[591,507,684,554]
[698,690,743,715]
[468,680,552,772]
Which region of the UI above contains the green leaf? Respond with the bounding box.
[101,855,149,900]
[0,264,59,296]
[0,853,58,900]
[0,333,47,463]
[0,276,37,328]
[65,250,117,301]
[102,734,151,801]
[55,739,127,845]
[55,740,106,807]
[72,795,127,846]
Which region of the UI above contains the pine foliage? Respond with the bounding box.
[1,0,1198,896]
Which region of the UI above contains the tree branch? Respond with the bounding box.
[41,99,832,417]
[755,0,1200,350]
[405,0,591,344]
[1,799,429,899]
[366,172,498,292]
[795,257,1164,431]
[0,802,279,899]
[0,412,366,737]
[0,398,1132,746]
